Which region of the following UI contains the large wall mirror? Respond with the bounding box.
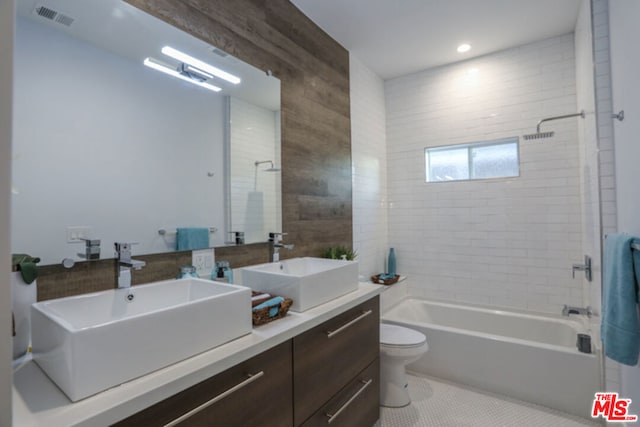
[12,0,281,265]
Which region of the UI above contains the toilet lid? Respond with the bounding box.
[380,324,427,347]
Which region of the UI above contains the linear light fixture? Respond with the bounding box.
[161,46,241,85]
[143,58,222,92]
[185,64,213,80]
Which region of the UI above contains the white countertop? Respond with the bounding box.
[13,283,383,427]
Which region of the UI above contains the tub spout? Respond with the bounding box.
[562,304,593,318]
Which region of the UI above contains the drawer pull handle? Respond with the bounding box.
[325,379,373,424]
[326,310,373,338]
[163,371,265,427]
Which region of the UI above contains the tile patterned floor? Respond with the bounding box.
[380,374,600,426]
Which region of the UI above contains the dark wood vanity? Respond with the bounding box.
[113,297,380,426]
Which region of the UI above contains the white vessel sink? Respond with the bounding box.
[241,257,358,312]
[31,278,252,402]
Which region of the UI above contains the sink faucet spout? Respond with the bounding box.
[269,232,294,262]
[114,242,145,289]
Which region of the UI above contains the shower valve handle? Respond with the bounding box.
[571,255,592,282]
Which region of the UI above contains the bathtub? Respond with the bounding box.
[382,298,600,418]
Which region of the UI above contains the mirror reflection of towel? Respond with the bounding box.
[11,253,40,284]
[176,228,210,251]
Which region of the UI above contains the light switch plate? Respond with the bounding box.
[192,248,215,278]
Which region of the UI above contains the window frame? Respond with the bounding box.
[425,136,520,183]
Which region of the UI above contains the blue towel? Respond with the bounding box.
[176,228,210,251]
[252,296,285,317]
[601,234,640,365]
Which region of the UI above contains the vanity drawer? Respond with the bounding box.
[300,358,379,427]
[293,296,379,425]
[113,340,293,427]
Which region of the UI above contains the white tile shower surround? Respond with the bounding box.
[590,0,621,396]
[350,52,389,279]
[385,33,585,315]
[380,374,598,427]
[229,97,280,243]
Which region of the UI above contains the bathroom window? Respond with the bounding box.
[425,137,519,182]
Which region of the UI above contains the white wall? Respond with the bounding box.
[385,34,585,314]
[350,53,389,279]
[0,1,14,424]
[609,0,640,416]
[12,18,227,264]
[229,97,280,243]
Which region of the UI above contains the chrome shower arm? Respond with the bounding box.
[536,110,585,133]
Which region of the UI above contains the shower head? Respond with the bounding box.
[255,160,281,172]
[523,131,555,140]
[523,110,585,142]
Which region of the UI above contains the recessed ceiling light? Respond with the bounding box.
[457,43,471,53]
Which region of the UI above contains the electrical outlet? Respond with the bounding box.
[192,248,215,277]
[67,226,91,243]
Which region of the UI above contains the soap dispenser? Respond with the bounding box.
[213,261,233,283]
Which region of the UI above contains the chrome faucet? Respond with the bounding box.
[562,304,593,318]
[269,232,294,262]
[114,242,146,289]
[78,238,101,260]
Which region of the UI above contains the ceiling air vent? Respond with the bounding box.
[34,5,75,27]
[210,47,229,58]
[35,5,57,20]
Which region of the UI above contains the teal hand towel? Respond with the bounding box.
[601,234,640,365]
[176,228,210,251]
[252,296,285,317]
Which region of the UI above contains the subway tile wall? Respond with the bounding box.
[384,34,585,314]
[350,53,389,279]
[230,97,281,243]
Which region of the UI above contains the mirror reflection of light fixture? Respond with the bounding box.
[161,46,241,84]
[143,57,221,92]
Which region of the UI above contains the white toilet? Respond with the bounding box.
[380,323,428,407]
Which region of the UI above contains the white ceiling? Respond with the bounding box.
[290,0,582,80]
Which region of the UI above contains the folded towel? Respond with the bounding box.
[11,253,40,284]
[251,293,272,307]
[252,296,285,317]
[601,234,640,365]
[176,228,210,251]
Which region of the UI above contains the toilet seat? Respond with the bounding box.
[380,323,427,348]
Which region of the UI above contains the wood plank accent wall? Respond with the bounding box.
[127,0,353,257]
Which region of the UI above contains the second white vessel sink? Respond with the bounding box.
[31,278,252,402]
[241,257,358,312]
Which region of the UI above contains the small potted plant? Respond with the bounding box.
[321,246,357,261]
